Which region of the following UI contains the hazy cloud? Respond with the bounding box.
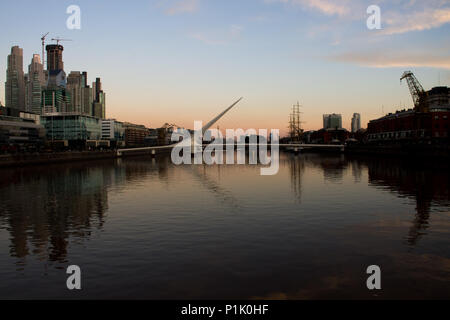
[297,0,350,16]
[330,51,450,69]
[189,25,244,45]
[382,7,450,35]
[266,0,450,35]
[166,0,199,15]
[265,0,350,17]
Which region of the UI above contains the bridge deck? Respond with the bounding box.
[117,143,344,155]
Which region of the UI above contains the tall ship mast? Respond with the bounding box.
[289,101,303,142]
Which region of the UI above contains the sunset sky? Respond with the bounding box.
[0,0,449,135]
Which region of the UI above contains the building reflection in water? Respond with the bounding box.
[286,152,448,247]
[0,155,191,265]
[319,154,347,184]
[0,163,111,263]
[0,153,448,268]
[366,157,450,246]
[351,160,363,183]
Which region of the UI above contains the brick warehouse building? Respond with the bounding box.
[368,86,450,142]
[123,122,149,147]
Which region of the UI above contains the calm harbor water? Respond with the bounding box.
[0,152,449,299]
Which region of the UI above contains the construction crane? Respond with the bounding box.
[400,71,429,113]
[41,32,49,66]
[51,37,72,45]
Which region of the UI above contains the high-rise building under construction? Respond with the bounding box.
[46,44,64,72]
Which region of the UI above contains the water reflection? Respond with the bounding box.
[287,154,305,200]
[0,157,200,265]
[0,164,109,262]
[189,165,242,210]
[0,153,448,299]
[366,157,450,246]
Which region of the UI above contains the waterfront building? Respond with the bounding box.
[0,113,45,150]
[5,46,26,111]
[41,113,102,142]
[323,114,342,130]
[46,44,64,72]
[0,106,41,123]
[67,71,96,116]
[3,43,108,147]
[158,127,175,146]
[93,100,105,119]
[101,119,125,147]
[46,45,67,89]
[82,86,94,116]
[42,87,71,114]
[92,78,106,119]
[368,86,450,142]
[66,72,83,113]
[144,129,159,146]
[351,113,361,133]
[309,128,349,144]
[25,54,46,114]
[427,87,450,110]
[123,122,149,147]
[46,69,67,88]
[367,109,450,141]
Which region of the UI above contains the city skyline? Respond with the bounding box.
[1,0,450,134]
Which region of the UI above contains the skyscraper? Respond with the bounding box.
[46,44,64,72]
[94,77,101,102]
[42,44,69,113]
[67,71,83,113]
[351,113,361,133]
[92,78,106,119]
[82,86,94,116]
[323,114,342,130]
[5,46,25,110]
[26,54,46,114]
[67,71,95,115]
[46,44,66,88]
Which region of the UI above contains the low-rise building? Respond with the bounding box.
[101,119,125,147]
[367,109,450,141]
[123,122,149,147]
[41,113,102,147]
[0,114,45,152]
[367,85,450,142]
[144,129,159,147]
[309,128,349,144]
